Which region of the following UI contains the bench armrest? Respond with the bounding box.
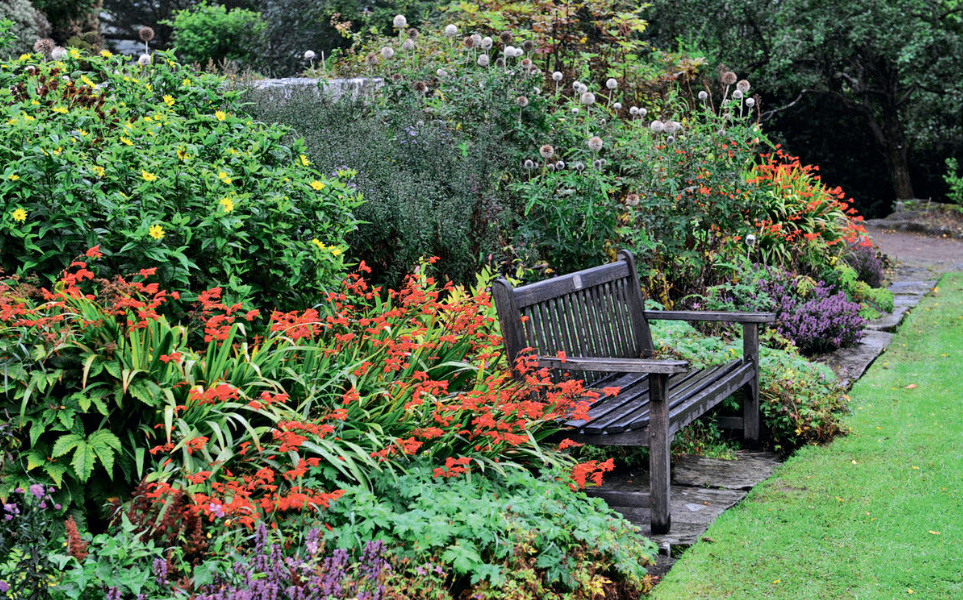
[643,310,776,324]
[537,356,689,374]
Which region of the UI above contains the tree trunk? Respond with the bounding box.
[863,97,916,201]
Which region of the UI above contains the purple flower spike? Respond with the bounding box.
[29,484,44,499]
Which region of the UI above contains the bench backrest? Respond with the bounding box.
[492,250,655,382]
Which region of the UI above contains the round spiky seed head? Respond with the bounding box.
[524,159,535,170]
[721,71,737,85]
[629,106,639,116]
[593,159,602,169]
[445,24,458,36]
[463,36,475,49]
[304,50,316,61]
[366,53,379,65]
[494,57,505,68]
[639,108,648,117]
[580,92,595,105]
[407,28,419,39]
[522,40,534,52]
[381,46,395,59]
[606,78,618,90]
[401,38,415,51]
[139,26,155,42]
[138,54,152,66]
[665,121,681,134]
[471,33,482,46]
[587,136,603,152]
[516,96,529,108]
[733,90,745,100]
[552,71,563,81]
[613,102,622,110]
[520,58,533,70]
[626,194,640,207]
[393,14,408,29]
[499,31,513,44]
[666,135,676,145]
[737,79,750,93]
[650,120,664,133]
[556,160,565,170]
[547,163,556,172]
[481,36,493,49]
[746,97,756,107]
[571,107,579,115]
[574,161,585,172]
[413,81,428,94]
[539,144,555,159]
[33,38,54,55]
[477,54,489,67]
[698,90,708,101]
[746,234,757,247]
[51,46,67,60]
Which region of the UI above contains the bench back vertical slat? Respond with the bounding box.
[493,251,655,383]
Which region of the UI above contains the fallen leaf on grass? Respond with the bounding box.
[905,384,917,389]
[928,530,940,535]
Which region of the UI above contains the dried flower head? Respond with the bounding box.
[666,135,676,145]
[698,90,708,101]
[407,28,419,39]
[522,40,534,52]
[556,160,565,170]
[746,97,756,107]
[665,121,681,134]
[472,33,482,46]
[737,79,751,93]
[605,78,618,90]
[626,193,640,207]
[746,233,757,247]
[366,52,379,65]
[463,36,475,49]
[304,50,316,61]
[436,68,448,78]
[381,46,395,59]
[138,54,152,66]
[139,26,155,42]
[33,38,55,56]
[504,45,516,56]
[445,24,458,36]
[393,14,408,29]
[51,46,67,60]
[613,102,622,110]
[401,38,415,51]
[571,107,579,115]
[733,89,744,99]
[593,159,603,169]
[629,106,639,116]
[574,161,585,172]
[539,144,555,159]
[580,92,596,105]
[481,36,493,50]
[413,81,428,94]
[499,31,513,44]
[524,159,535,170]
[494,57,505,68]
[552,71,563,82]
[650,120,664,133]
[587,136,603,152]
[639,107,648,117]
[520,58,533,70]
[477,54,489,67]
[721,71,737,85]
[516,95,529,108]
[547,163,556,172]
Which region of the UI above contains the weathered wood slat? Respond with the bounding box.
[537,356,689,373]
[668,362,755,437]
[513,261,630,308]
[644,310,777,323]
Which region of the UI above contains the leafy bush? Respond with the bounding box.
[0,49,360,307]
[0,2,50,58]
[843,239,885,288]
[0,484,63,597]
[165,2,265,68]
[944,157,963,208]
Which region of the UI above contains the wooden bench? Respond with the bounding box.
[492,250,775,534]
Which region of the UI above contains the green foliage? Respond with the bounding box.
[0,0,50,58]
[165,2,265,68]
[945,157,963,207]
[0,49,360,307]
[326,463,657,594]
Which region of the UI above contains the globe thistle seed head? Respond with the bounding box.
[520,58,533,70]
[574,162,585,172]
[463,36,475,49]
[522,40,534,53]
[138,54,152,66]
[436,68,448,78]
[746,234,757,247]
[504,45,515,56]
[50,47,66,60]
[407,28,419,39]
[539,144,555,159]
[516,96,529,108]
[721,71,737,85]
[494,58,505,68]
[639,108,648,117]
[552,71,563,81]
[444,24,458,37]
[613,102,622,110]
[746,97,756,107]
[366,53,379,65]
[571,107,579,115]
[629,106,639,116]
[650,120,664,133]
[547,163,556,172]
[499,31,513,44]
[413,81,428,94]
[698,90,708,101]
[139,26,155,42]
[471,33,482,46]
[580,92,596,105]
[737,79,750,93]
[481,36,493,50]
[626,193,640,207]
[666,135,676,145]
[524,159,535,170]
[304,50,316,61]
[33,38,54,56]
[393,14,407,29]
[605,78,618,90]
[401,38,415,51]
[381,46,395,59]
[593,159,602,169]
[587,136,603,152]
[733,89,744,99]
[477,54,489,67]
[665,121,681,134]
[572,81,581,90]
[556,160,565,170]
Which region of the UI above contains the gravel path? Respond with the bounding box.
[864,224,963,271]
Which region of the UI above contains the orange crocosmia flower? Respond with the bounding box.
[85,245,103,258]
[601,386,620,397]
[558,438,584,449]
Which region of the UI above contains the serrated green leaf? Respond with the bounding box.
[44,462,68,487]
[25,450,46,471]
[51,433,83,458]
[70,440,98,482]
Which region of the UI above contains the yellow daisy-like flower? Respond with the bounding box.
[120,137,133,146]
[219,197,235,213]
[81,75,95,87]
[100,50,113,58]
[148,224,164,240]
[91,166,105,177]
[310,181,325,191]
[311,238,325,249]
[12,208,27,222]
[330,247,343,257]
[215,111,226,121]
[163,95,175,107]
[77,129,88,137]
[52,106,68,114]
[218,171,232,184]
[22,114,35,122]
[177,148,189,161]
[142,170,158,182]
[182,78,191,87]
[18,54,30,61]
[300,155,310,167]
[69,48,80,59]
[8,174,20,181]
[145,83,152,92]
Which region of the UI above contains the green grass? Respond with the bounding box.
[652,273,963,599]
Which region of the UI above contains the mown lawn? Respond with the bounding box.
[652,273,963,599]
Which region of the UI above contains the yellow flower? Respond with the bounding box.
[148,224,164,240]
[311,238,326,249]
[330,246,343,257]
[215,111,226,121]
[120,137,133,146]
[300,155,310,167]
[52,106,68,114]
[218,171,232,184]
[81,75,95,87]
[77,129,88,137]
[163,95,174,107]
[69,48,80,59]
[182,78,191,87]
[8,174,19,181]
[310,181,325,191]
[145,83,152,92]
[142,170,158,182]
[12,208,27,222]
[100,50,113,58]
[18,54,30,61]
[91,166,105,177]
[219,197,235,213]
[177,148,189,161]
[22,114,35,122]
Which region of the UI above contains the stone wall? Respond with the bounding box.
[245,77,384,105]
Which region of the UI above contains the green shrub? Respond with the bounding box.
[944,157,963,208]
[165,2,265,69]
[0,49,359,307]
[0,1,50,58]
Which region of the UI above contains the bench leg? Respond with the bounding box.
[743,323,761,446]
[649,373,671,535]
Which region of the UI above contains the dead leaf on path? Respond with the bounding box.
[905,384,917,389]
